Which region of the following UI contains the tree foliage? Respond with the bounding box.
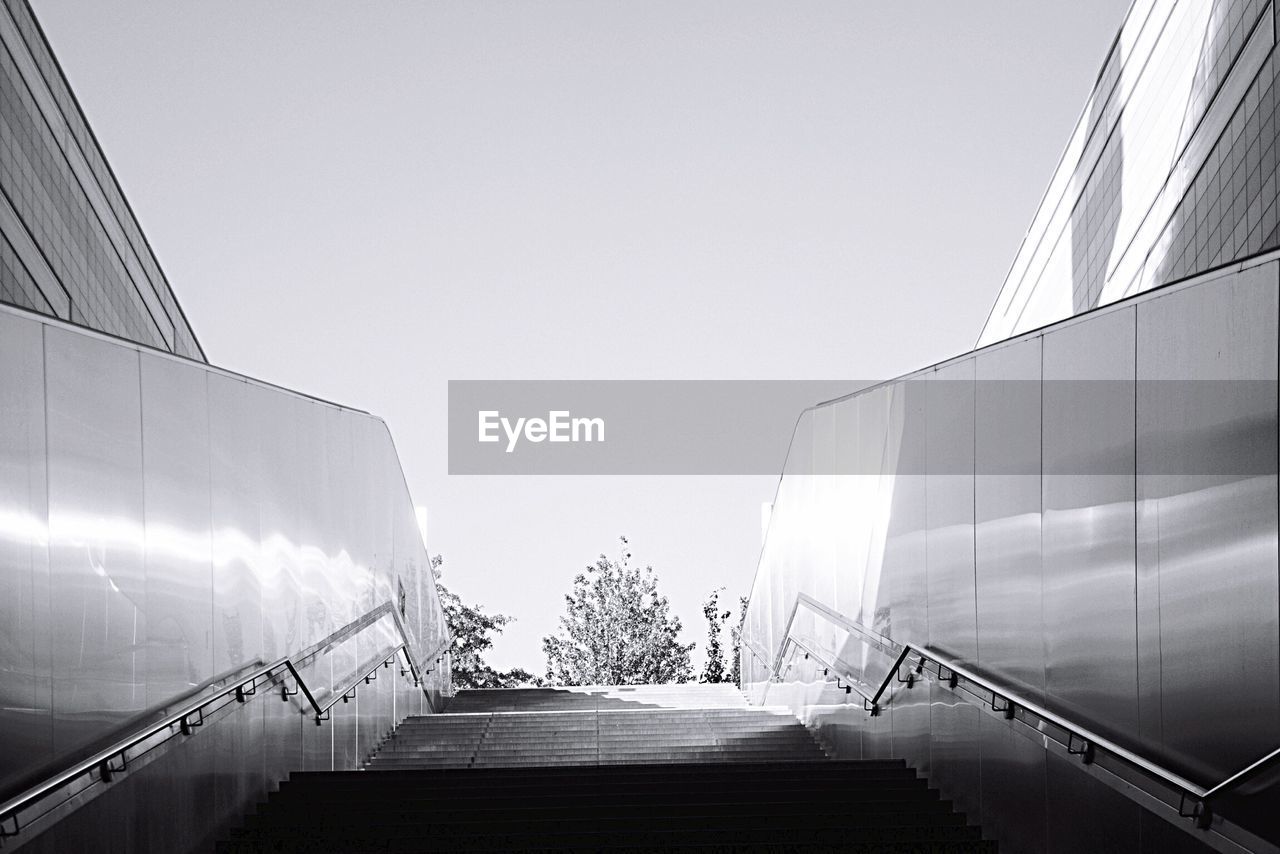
[702,590,748,685]
[700,587,732,683]
[542,537,694,686]
[433,555,537,690]
[729,595,748,687]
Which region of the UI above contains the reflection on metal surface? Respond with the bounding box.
[975,337,1044,707]
[1043,307,1138,749]
[1138,263,1280,784]
[0,600,435,848]
[744,258,1280,852]
[978,0,1279,346]
[0,312,51,813]
[767,591,1280,851]
[45,327,148,759]
[925,361,977,667]
[0,302,450,850]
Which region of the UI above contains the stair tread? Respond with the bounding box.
[218,686,993,852]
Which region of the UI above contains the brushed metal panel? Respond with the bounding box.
[367,419,397,622]
[860,700,894,760]
[766,476,798,656]
[22,759,139,854]
[300,658,333,772]
[349,418,394,764]
[206,376,269,811]
[888,674,931,775]
[1045,751,1140,854]
[926,359,978,665]
[44,327,147,757]
[139,355,213,708]
[978,714,1047,854]
[0,312,51,794]
[880,380,928,647]
[1137,809,1216,853]
[1042,307,1138,745]
[975,337,1045,705]
[832,398,864,622]
[771,405,812,657]
[775,476,804,657]
[331,695,359,771]
[1137,262,1279,782]
[358,673,393,764]
[295,397,351,698]
[257,387,300,668]
[858,387,894,637]
[211,698,266,840]
[808,702,866,759]
[808,404,835,607]
[928,681,981,821]
[262,666,303,795]
[257,385,320,777]
[131,725,214,853]
[207,374,263,677]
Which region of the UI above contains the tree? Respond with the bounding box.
[542,537,694,686]
[433,555,538,689]
[700,587,732,683]
[701,590,749,685]
[729,595,748,687]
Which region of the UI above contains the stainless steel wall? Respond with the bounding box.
[0,303,449,851]
[743,257,1279,853]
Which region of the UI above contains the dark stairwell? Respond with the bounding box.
[219,684,996,852]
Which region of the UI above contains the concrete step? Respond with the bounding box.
[248,794,947,825]
[415,710,799,720]
[387,737,810,746]
[278,776,928,798]
[369,693,832,772]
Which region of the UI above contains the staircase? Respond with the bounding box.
[369,684,826,769]
[219,685,996,852]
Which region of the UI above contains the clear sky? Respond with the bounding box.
[32,0,1130,673]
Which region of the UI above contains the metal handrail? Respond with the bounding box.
[742,639,772,669]
[0,654,268,804]
[1203,745,1280,800]
[777,636,880,713]
[775,593,898,672]
[296,643,406,725]
[769,594,1280,831]
[0,600,448,840]
[395,606,452,691]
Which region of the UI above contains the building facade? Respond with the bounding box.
[0,0,203,359]
[980,0,1280,346]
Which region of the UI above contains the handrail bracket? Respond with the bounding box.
[97,755,125,784]
[178,708,205,736]
[1067,733,1095,765]
[991,694,1015,720]
[1178,793,1214,830]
